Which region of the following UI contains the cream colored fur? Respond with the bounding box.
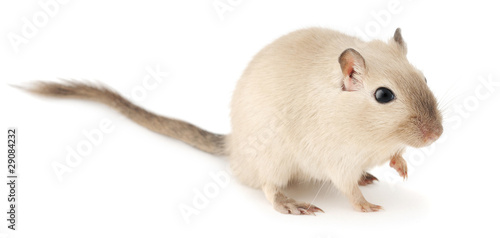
[229,27,442,213]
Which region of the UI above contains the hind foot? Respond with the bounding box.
[358,172,378,186]
[341,181,384,212]
[262,184,324,215]
[273,195,324,215]
[352,201,383,212]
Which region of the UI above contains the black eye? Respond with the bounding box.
[424,77,427,83]
[374,87,395,103]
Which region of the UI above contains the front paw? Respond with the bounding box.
[390,155,408,180]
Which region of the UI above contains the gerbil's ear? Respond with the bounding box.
[393,28,407,55]
[338,48,365,91]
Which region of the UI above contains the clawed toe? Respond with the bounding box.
[298,204,324,215]
[390,157,408,180]
[275,201,324,215]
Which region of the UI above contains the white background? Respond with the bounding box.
[1,1,500,237]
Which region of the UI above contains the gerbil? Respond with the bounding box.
[20,27,443,214]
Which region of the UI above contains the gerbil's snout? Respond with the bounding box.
[405,87,444,147]
[405,111,443,148]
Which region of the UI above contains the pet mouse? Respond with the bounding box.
[20,27,443,215]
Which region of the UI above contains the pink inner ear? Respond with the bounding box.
[342,62,362,92]
[346,65,354,78]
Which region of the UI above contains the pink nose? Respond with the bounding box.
[422,124,443,144]
[425,132,440,143]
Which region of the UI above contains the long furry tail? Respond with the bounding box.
[19,80,227,156]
